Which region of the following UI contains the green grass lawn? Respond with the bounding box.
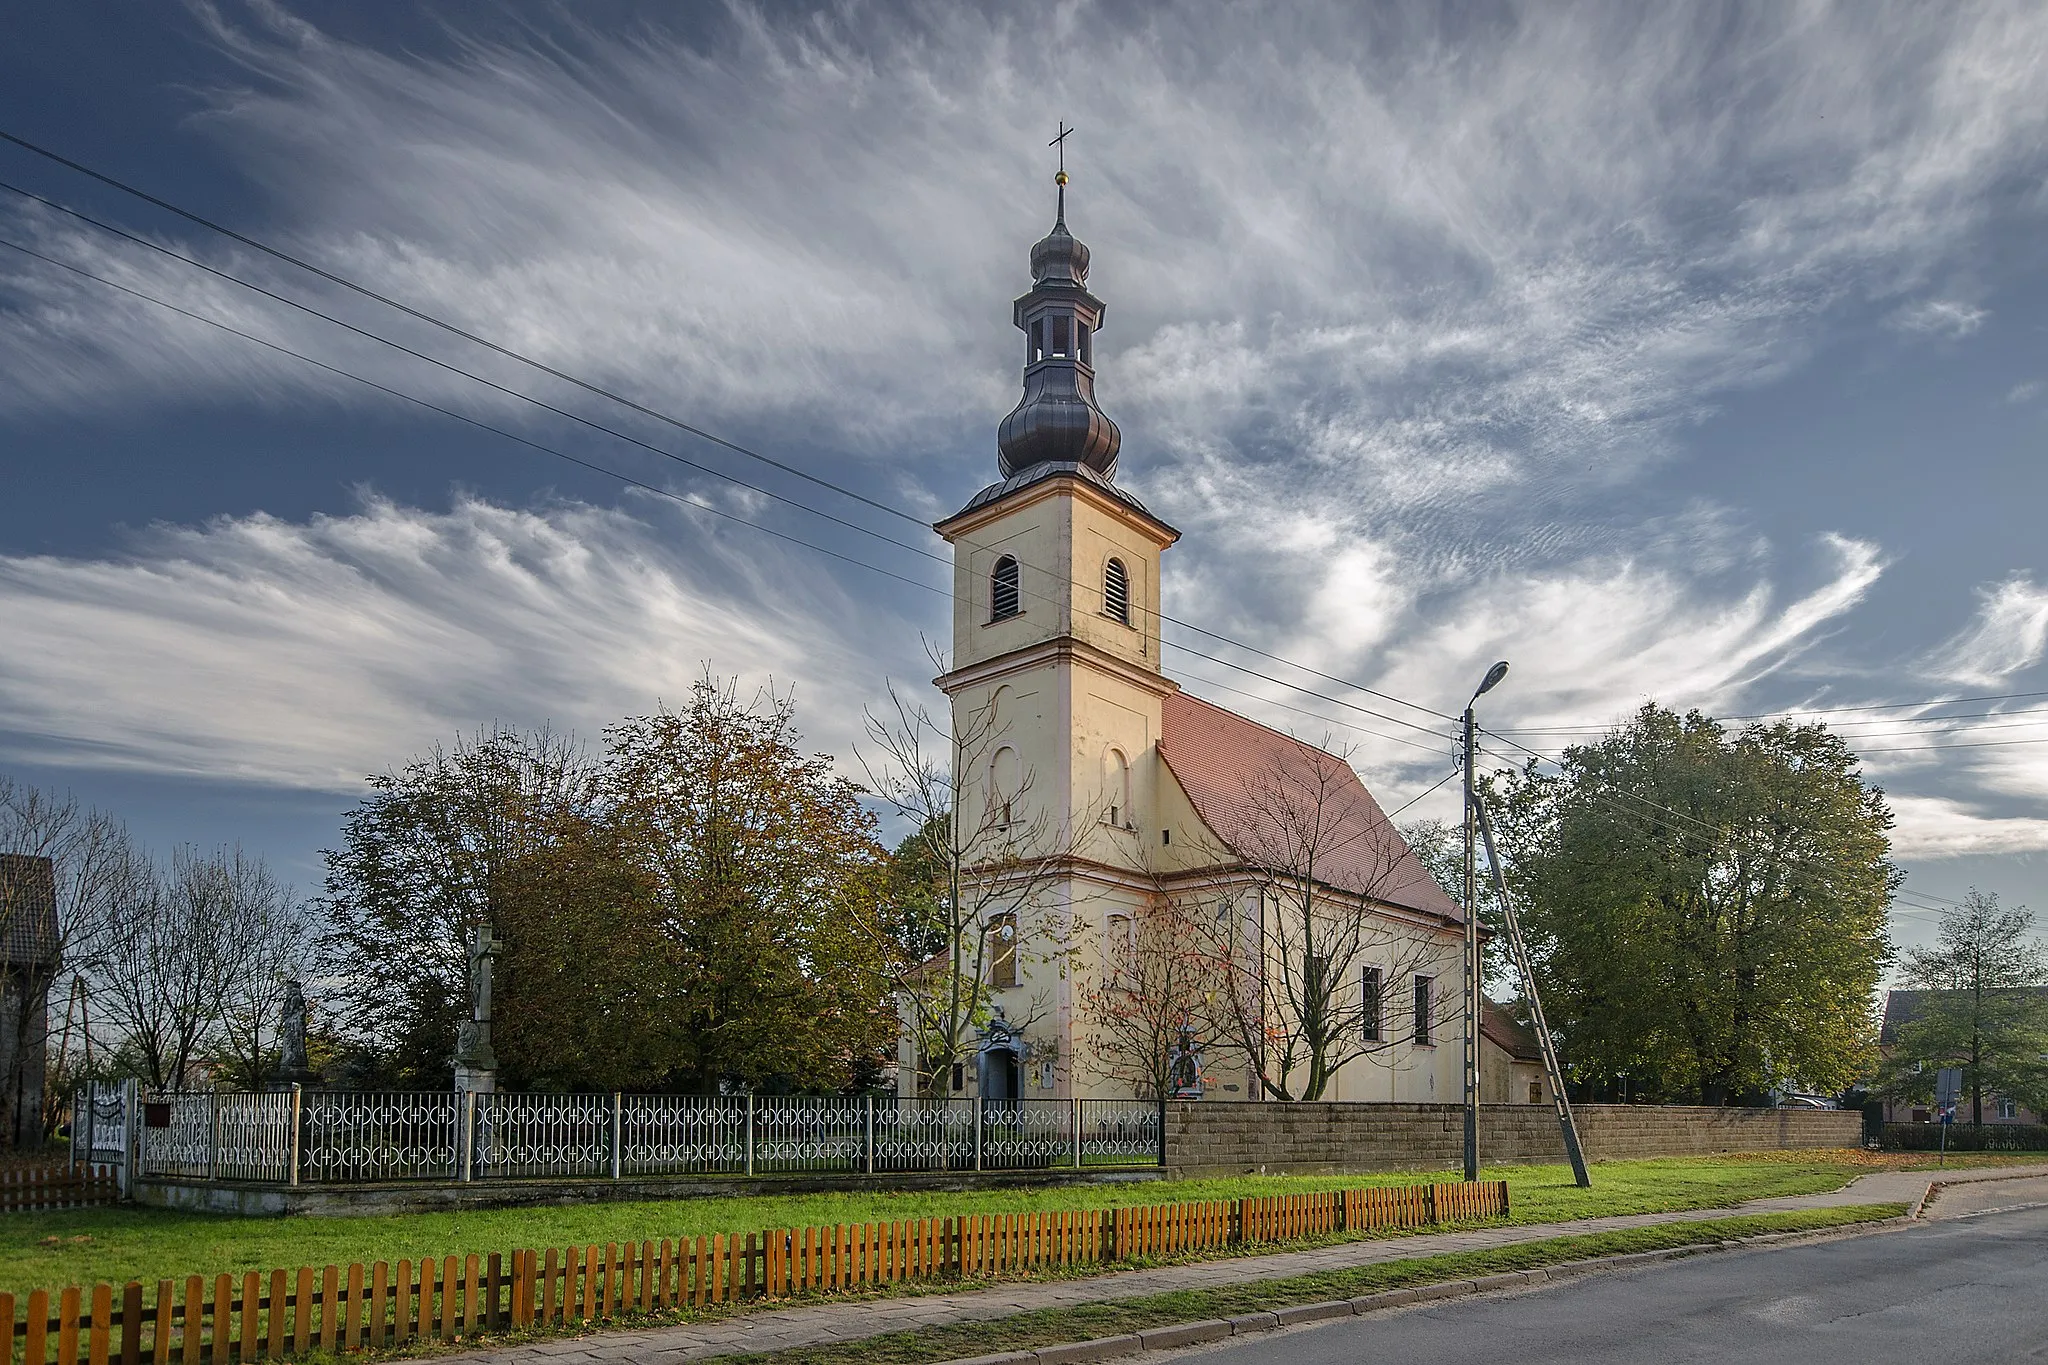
[0,1149,2005,1296]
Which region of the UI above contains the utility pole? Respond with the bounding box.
[1462,660,1509,1184]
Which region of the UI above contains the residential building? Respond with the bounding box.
[1876,987,2047,1125]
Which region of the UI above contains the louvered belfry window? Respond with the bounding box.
[1104,558,1130,625]
[991,555,1021,620]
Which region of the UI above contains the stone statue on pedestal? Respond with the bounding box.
[453,925,500,1094]
[270,980,316,1089]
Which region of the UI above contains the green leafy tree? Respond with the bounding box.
[600,676,897,1093]
[1496,704,1896,1104]
[1876,889,2048,1124]
[321,725,598,1085]
[493,810,675,1091]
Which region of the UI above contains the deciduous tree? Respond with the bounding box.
[860,679,1083,1099]
[1186,743,1459,1102]
[1077,897,1223,1098]
[1495,704,1895,1104]
[1876,889,2048,1124]
[599,676,896,1093]
[320,726,593,1085]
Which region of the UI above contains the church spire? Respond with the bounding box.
[996,132,1121,480]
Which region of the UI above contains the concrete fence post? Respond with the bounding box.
[744,1092,756,1177]
[973,1097,984,1172]
[460,1089,477,1182]
[611,1092,624,1180]
[864,1094,875,1176]
[287,1083,302,1187]
[1070,1096,1080,1169]
[206,1092,220,1182]
[120,1079,139,1197]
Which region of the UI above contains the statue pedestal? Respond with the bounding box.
[453,1066,497,1095]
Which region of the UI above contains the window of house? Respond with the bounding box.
[991,555,1020,620]
[989,913,1018,989]
[1306,954,1329,1005]
[1052,315,1071,356]
[1107,913,1134,973]
[1104,558,1131,625]
[1999,1097,2019,1120]
[1361,966,1383,1042]
[1413,975,1434,1045]
[1529,1082,1543,1105]
[1029,319,1045,364]
[1079,322,1092,365]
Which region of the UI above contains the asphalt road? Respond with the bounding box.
[1165,1205,2048,1363]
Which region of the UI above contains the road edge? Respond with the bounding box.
[936,1215,1915,1365]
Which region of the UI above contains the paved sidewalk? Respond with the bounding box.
[452,1164,2048,1365]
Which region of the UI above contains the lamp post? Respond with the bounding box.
[1463,660,1509,1183]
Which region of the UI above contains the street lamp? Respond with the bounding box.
[1462,660,1508,1183]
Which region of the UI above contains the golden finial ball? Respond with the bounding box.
[1055,170,1069,185]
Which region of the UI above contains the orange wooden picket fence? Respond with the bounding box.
[3,1180,1506,1363]
[0,1167,119,1215]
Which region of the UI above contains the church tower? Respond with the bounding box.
[933,168,1179,1098]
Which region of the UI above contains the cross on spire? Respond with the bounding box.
[1049,122,1073,224]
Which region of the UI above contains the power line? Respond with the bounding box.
[1718,690,2048,721]
[0,179,947,565]
[0,137,1460,736]
[1470,739,1953,923]
[0,235,952,597]
[0,130,927,531]
[7,131,2040,812]
[8,223,2023,921]
[1495,701,2048,738]
[1498,705,2048,737]
[0,198,1462,752]
[2,230,1459,770]
[1385,768,1460,821]
[1170,664,1456,758]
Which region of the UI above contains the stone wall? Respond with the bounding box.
[1164,1101,1861,1177]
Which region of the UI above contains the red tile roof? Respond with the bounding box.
[1158,691,1463,922]
[1481,1001,1542,1061]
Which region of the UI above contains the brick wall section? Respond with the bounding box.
[1163,1102,1862,1177]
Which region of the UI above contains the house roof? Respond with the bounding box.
[1481,1001,1543,1061]
[1881,986,2048,1045]
[1157,691,1464,922]
[0,855,60,969]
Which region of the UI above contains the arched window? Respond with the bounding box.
[1103,747,1130,828]
[990,745,1020,827]
[1103,558,1130,625]
[988,913,1019,989]
[991,555,1020,620]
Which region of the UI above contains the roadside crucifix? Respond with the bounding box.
[453,924,501,1095]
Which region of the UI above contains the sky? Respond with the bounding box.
[3,0,2047,962]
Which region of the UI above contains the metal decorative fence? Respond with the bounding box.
[128,1091,1163,1185]
[68,1084,130,1171]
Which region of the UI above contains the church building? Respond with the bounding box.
[912,172,1468,1105]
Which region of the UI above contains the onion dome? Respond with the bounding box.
[997,171,1122,480]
